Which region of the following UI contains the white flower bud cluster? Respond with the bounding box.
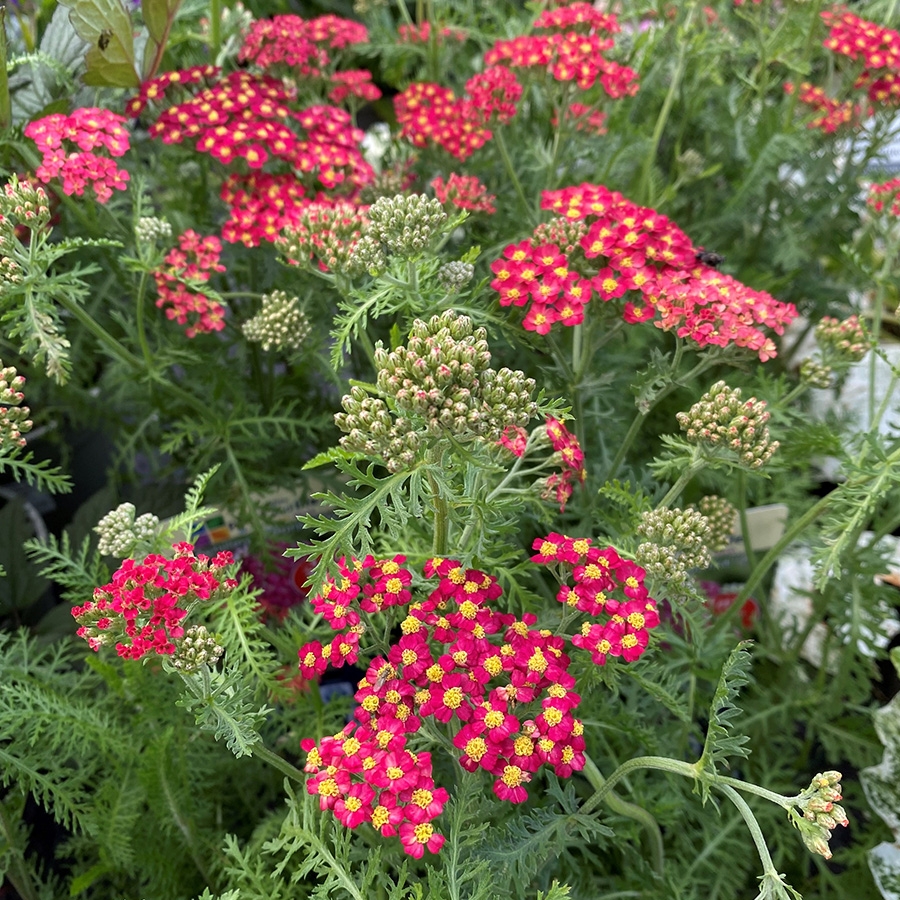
[0,177,51,238]
[676,381,778,469]
[94,503,161,558]
[799,358,833,389]
[171,624,225,672]
[438,261,475,291]
[335,311,538,471]
[0,255,23,284]
[793,771,848,860]
[345,234,386,276]
[694,495,736,552]
[242,290,311,352]
[635,506,712,584]
[0,362,32,450]
[815,315,870,365]
[365,194,447,258]
[532,217,588,256]
[135,216,173,246]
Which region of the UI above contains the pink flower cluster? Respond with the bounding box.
[531,534,660,664]
[73,542,236,659]
[784,82,865,133]
[395,65,522,161]
[24,108,130,203]
[238,14,369,73]
[239,543,311,622]
[867,176,900,216]
[822,9,900,104]
[431,173,496,213]
[556,102,607,134]
[543,416,586,511]
[488,182,797,360]
[153,230,227,337]
[485,3,637,97]
[397,22,466,44]
[299,548,659,855]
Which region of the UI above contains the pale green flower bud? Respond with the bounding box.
[242,290,311,352]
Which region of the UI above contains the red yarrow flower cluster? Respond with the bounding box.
[485,4,637,97]
[431,173,496,214]
[531,535,660,664]
[543,417,586,511]
[73,542,237,659]
[397,22,466,44]
[153,230,227,337]
[554,102,607,134]
[867,176,900,216]
[784,82,865,133]
[238,14,368,73]
[822,9,900,104]
[136,70,372,194]
[24,108,130,203]
[488,182,797,359]
[328,70,381,104]
[299,548,659,854]
[395,66,522,162]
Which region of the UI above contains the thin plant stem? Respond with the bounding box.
[209,0,221,57]
[0,794,40,900]
[737,470,757,572]
[719,785,781,880]
[657,452,702,508]
[639,2,700,206]
[494,128,537,226]
[253,742,307,783]
[582,753,665,877]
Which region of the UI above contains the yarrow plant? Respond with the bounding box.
[6,2,900,900]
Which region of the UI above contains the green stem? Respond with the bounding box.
[718,785,781,879]
[134,271,155,372]
[729,493,831,608]
[209,0,221,57]
[252,742,307,783]
[639,2,700,205]
[0,792,40,900]
[581,755,697,817]
[0,7,10,135]
[582,754,665,877]
[427,465,449,556]
[657,452,702,509]
[494,128,537,226]
[53,292,144,372]
[737,470,757,572]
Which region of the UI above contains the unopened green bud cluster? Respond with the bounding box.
[358,167,412,204]
[365,194,447,258]
[676,381,778,469]
[171,625,225,672]
[1,178,51,286]
[0,177,51,238]
[242,290,311,352]
[693,495,736,552]
[815,315,870,365]
[135,216,173,246]
[94,503,161,557]
[279,203,366,273]
[635,507,712,584]
[345,234,386,276]
[335,311,537,472]
[792,771,848,860]
[0,362,32,450]
[532,217,588,256]
[799,358,833,389]
[438,261,475,291]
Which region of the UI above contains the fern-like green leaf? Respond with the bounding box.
[697,641,754,799]
[176,665,270,758]
[24,532,107,603]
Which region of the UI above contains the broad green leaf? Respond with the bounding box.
[58,0,138,88]
[870,844,900,900]
[142,0,181,45]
